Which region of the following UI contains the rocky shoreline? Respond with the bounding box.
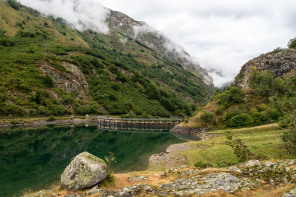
[19,124,296,197]
[28,159,296,197]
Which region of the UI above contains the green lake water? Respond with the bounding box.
[0,125,184,197]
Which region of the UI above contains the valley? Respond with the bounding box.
[0,0,296,197]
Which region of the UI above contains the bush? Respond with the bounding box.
[38,106,49,115]
[217,87,244,108]
[47,115,56,121]
[251,112,269,125]
[266,108,281,121]
[225,131,254,162]
[7,0,20,10]
[62,95,74,104]
[227,113,253,127]
[288,38,296,49]
[194,161,212,168]
[49,104,70,115]
[281,130,296,155]
[200,110,214,124]
[44,75,54,88]
[215,107,225,115]
[74,103,100,115]
[2,102,25,116]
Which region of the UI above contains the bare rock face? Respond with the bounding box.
[61,152,108,191]
[39,62,89,101]
[235,49,296,89]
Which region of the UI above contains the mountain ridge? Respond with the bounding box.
[0,1,214,118]
[107,9,213,86]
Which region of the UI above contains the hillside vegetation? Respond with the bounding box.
[0,1,214,118]
[183,46,296,130]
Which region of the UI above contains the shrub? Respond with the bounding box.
[227,113,253,127]
[62,95,74,104]
[111,84,121,91]
[217,87,244,108]
[225,131,254,162]
[38,106,49,115]
[7,0,20,10]
[288,38,296,49]
[251,112,269,125]
[47,115,56,121]
[266,108,281,121]
[0,38,16,47]
[281,130,296,155]
[74,103,100,115]
[49,104,70,115]
[183,117,189,123]
[2,102,25,116]
[200,110,214,124]
[194,161,212,168]
[108,94,117,101]
[44,75,54,88]
[215,107,224,115]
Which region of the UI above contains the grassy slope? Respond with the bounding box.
[0,1,214,118]
[177,124,289,167]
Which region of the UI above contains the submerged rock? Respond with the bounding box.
[61,152,108,191]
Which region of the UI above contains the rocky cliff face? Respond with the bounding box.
[106,10,213,86]
[235,49,296,89]
[39,62,89,101]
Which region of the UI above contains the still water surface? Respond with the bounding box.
[0,125,184,197]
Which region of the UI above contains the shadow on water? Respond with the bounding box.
[0,125,184,197]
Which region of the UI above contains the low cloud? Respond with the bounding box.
[18,0,296,87]
[18,0,110,33]
[98,0,296,87]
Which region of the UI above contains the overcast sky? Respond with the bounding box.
[19,0,296,87]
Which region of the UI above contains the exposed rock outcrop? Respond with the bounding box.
[92,159,296,196]
[39,62,89,101]
[61,152,108,191]
[170,126,211,135]
[149,152,186,169]
[30,159,296,197]
[235,49,296,89]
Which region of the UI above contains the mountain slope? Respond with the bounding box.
[107,10,213,86]
[179,46,296,130]
[0,1,214,118]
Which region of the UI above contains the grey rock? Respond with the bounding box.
[228,166,242,173]
[235,49,296,89]
[87,188,102,195]
[128,176,148,181]
[283,188,296,197]
[61,152,108,191]
[243,160,261,168]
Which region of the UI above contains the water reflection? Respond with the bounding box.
[0,125,184,197]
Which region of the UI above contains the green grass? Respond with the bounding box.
[180,124,289,168]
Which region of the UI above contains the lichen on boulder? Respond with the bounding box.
[61,152,108,190]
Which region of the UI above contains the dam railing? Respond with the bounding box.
[95,117,182,131]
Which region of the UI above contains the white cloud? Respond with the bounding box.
[19,0,296,87]
[98,0,296,87]
[18,0,110,33]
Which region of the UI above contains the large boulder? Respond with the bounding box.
[61,152,108,190]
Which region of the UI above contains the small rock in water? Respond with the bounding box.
[61,152,108,191]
